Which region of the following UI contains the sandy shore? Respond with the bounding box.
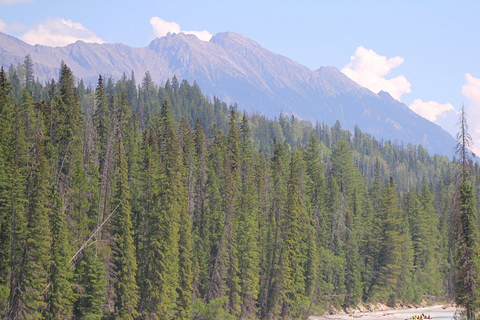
[310,305,457,320]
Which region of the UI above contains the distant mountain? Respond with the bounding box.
[0,31,456,156]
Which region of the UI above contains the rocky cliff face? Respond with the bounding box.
[0,31,456,156]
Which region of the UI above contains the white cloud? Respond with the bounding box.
[409,99,459,137]
[0,0,34,4]
[409,99,456,123]
[0,19,26,33]
[341,46,411,101]
[150,17,212,42]
[0,19,7,32]
[461,73,480,155]
[19,17,105,47]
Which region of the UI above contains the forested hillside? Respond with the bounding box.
[1,59,479,320]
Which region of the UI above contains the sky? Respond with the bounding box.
[1,0,480,154]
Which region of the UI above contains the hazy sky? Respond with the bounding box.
[1,0,480,153]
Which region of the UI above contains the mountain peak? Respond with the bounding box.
[148,31,208,53]
[0,31,456,156]
[315,66,372,96]
[210,32,262,50]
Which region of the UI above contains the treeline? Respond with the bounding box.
[0,57,479,320]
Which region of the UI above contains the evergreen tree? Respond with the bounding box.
[343,209,363,307]
[280,151,311,319]
[73,246,107,320]
[305,131,326,247]
[93,75,111,173]
[44,190,74,319]
[8,102,51,319]
[374,178,403,303]
[0,66,13,312]
[177,120,194,319]
[454,107,480,320]
[236,113,260,319]
[24,54,34,92]
[139,101,182,319]
[111,138,139,320]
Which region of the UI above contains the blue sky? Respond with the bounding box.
[1,0,480,153]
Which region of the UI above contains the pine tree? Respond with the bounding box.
[223,106,241,316]
[236,113,259,318]
[280,150,311,319]
[73,246,107,320]
[111,138,139,320]
[344,208,362,307]
[8,103,51,319]
[44,190,74,320]
[192,118,208,299]
[258,138,288,319]
[93,75,111,173]
[0,66,13,313]
[409,184,441,296]
[139,100,183,319]
[454,106,480,320]
[305,131,326,248]
[136,126,161,314]
[375,178,403,303]
[177,120,194,319]
[24,54,34,92]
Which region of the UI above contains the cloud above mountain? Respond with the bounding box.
[407,73,480,155]
[341,46,411,101]
[410,99,459,137]
[150,17,212,42]
[409,99,457,123]
[0,20,7,32]
[19,17,105,47]
[0,19,25,34]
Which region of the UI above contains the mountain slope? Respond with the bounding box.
[0,31,456,156]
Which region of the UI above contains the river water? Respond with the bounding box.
[311,305,457,320]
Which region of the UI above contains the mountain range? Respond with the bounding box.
[0,31,456,156]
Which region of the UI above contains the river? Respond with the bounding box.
[310,305,457,320]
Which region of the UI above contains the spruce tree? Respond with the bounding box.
[454,106,480,320]
[375,178,403,303]
[139,100,182,319]
[44,190,74,320]
[24,54,34,92]
[0,66,12,313]
[8,103,51,319]
[93,75,111,174]
[236,113,260,318]
[73,246,107,320]
[224,106,241,316]
[177,119,194,319]
[280,151,309,319]
[111,138,139,320]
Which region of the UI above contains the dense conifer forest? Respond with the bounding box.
[1,57,480,319]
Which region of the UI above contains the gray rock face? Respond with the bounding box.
[0,31,455,156]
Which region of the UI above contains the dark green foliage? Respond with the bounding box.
[280,150,315,319]
[1,65,479,319]
[45,190,74,319]
[73,246,107,320]
[454,107,480,319]
[374,178,403,301]
[8,100,51,319]
[0,66,12,313]
[111,138,139,319]
[455,178,480,319]
[24,54,34,92]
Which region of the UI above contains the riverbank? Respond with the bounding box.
[310,305,457,320]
